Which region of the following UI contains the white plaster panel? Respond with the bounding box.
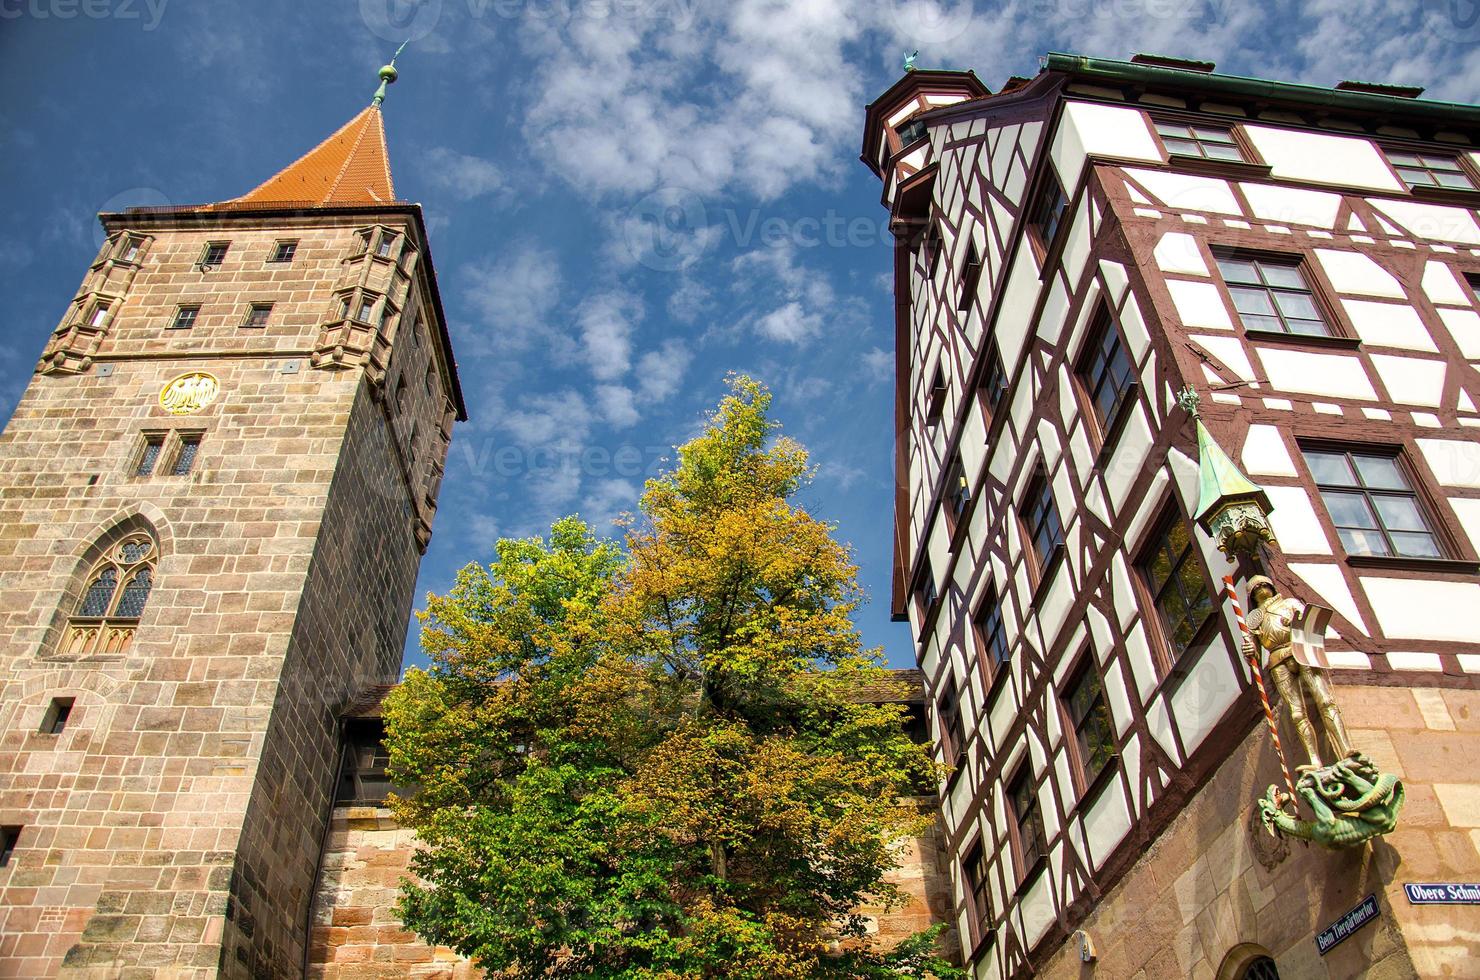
[1192,333,1256,381]
[1126,622,1158,703]
[1287,561,1369,635]
[1238,183,1342,228]
[1257,348,1377,401]
[1243,126,1404,191]
[1167,279,1234,330]
[1240,424,1297,477]
[1105,406,1154,513]
[1423,261,1472,307]
[1124,470,1171,553]
[1124,168,1242,214]
[1100,259,1130,307]
[1369,354,1445,407]
[1146,696,1180,764]
[1062,200,1092,288]
[1121,733,1141,812]
[1264,486,1333,554]
[1314,250,1405,299]
[1120,295,1152,364]
[996,252,1042,367]
[1154,232,1208,276]
[1103,653,1133,739]
[1082,783,1133,871]
[1449,497,1480,553]
[1362,578,1480,642]
[1111,554,1138,631]
[1169,647,1241,755]
[1342,300,1437,351]
[1038,277,1071,347]
[1437,307,1480,359]
[1370,199,1480,246]
[1418,438,1480,488]
[1052,101,1160,190]
[1019,872,1055,949]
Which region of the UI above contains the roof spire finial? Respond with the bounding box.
[372,40,409,107]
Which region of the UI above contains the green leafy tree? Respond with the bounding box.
[383,376,959,979]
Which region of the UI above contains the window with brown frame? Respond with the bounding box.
[1302,445,1444,558]
[915,558,937,618]
[269,240,298,264]
[973,585,1009,676]
[1077,308,1138,441]
[1153,119,1247,162]
[1021,474,1064,578]
[1026,176,1068,253]
[1213,252,1332,336]
[1139,512,1216,659]
[1466,272,1480,304]
[170,305,200,330]
[916,222,943,277]
[977,341,1007,423]
[1383,148,1476,191]
[962,838,993,943]
[958,241,983,312]
[937,675,967,768]
[242,303,273,329]
[896,116,928,147]
[1062,659,1116,787]
[926,363,947,425]
[945,453,970,531]
[135,434,165,477]
[199,242,229,267]
[1007,766,1046,879]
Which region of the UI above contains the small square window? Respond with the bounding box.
[926,364,948,425]
[1214,252,1331,337]
[243,303,273,329]
[978,342,1007,422]
[171,435,202,476]
[356,298,376,323]
[201,242,229,267]
[0,826,19,867]
[1466,273,1480,303]
[1303,446,1443,558]
[896,117,928,147]
[973,586,1009,674]
[376,234,395,259]
[1021,475,1064,576]
[1027,175,1069,252]
[171,305,200,330]
[1077,309,1138,439]
[88,302,111,327]
[120,237,144,263]
[136,434,165,477]
[936,676,967,767]
[1154,120,1247,162]
[918,223,943,276]
[958,242,983,313]
[915,559,937,616]
[40,697,74,735]
[945,453,970,529]
[1385,148,1476,191]
[270,241,298,263]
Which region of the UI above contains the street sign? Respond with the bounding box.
[1404,883,1480,905]
[1316,894,1379,956]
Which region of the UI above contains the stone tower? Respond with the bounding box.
[0,64,465,978]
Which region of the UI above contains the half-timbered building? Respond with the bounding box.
[863,53,1480,978]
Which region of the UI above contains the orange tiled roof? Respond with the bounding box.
[207,104,396,210]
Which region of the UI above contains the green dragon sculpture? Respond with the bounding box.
[1258,751,1404,848]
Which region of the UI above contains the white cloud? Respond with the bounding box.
[730,243,851,346]
[596,384,641,427]
[459,247,565,359]
[577,291,643,381]
[499,389,594,446]
[861,347,892,383]
[637,339,694,403]
[667,277,714,323]
[581,477,640,532]
[755,302,824,344]
[421,147,504,200]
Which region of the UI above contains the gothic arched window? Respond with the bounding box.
[64,533,156,656]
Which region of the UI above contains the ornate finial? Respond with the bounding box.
[903,50,919,73]
[1176,385,1201,419]
[372,40,410,107]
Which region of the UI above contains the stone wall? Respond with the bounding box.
[307,803,960,977]
[1032,684,1480,980]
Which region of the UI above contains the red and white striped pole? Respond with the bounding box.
[1224,575,1297,800]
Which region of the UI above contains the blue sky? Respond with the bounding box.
[1,0,1476,670]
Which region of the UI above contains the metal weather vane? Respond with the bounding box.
[372,40,410,107]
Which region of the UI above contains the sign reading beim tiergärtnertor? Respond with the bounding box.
[1316,894,1379,956]
[1405,883,1480,904]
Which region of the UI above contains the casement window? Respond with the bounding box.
[973,585,1010,674]
[336,722,394,805]
[87,302,111,328]
[1214,253,1331,337]
[977,341,1007,422]
[1140,513,1216,659]
[64,532,156,657]
[937,676,967,767]
[170,305,200,330]
[170,434,202,476]
[958,242,983,312]
[1007,767,1046,878]
[200,242,229,267]
[375,233,396,259]
[919,222,943,275]
[916,559,937,616]
[135,434,165,476]
[1077,309,1137,439]
[1027,175,1069,251]
[962,839,993,942]
[270,240,298,263]
[1303,446,1443,558]
[242,303,273,329]
[355,297,376,323]
[896,116,928,147]
[39,697,74,735]
[119,237,144,263]
[945,453,970,529]
[1384,148,1476,191]
[1154,120,1247,162]
[1063,661,1116,786]
[0,827,19,868]
[926,363,948,425]
[1021,475,1064,576]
